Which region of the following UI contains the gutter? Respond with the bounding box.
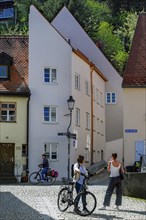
[90,64,94,164]
[26,94,31,177]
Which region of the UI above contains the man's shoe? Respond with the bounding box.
[114,205,119,211]
[41,180,45,183]
[99,205,106,210]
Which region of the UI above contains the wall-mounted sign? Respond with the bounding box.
[125,129,138,133]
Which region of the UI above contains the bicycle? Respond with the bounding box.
[29,165,58,185]
[57,174,97,216]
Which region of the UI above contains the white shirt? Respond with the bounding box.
[110,162,120,177]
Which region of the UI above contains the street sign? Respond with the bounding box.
[58,132,68,136]
[69,133,76,139]
[58,132,76,139]
[125,129,138,133]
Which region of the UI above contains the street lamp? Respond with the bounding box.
[67,96,75,181]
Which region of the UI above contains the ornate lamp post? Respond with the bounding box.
[67,96,75,180]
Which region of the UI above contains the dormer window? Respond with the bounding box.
[0,65,8,78]
[0,52,13,80]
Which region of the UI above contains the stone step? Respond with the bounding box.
[0,175,17,184]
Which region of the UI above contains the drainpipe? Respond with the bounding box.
[26,95,30,176]
[90,64,94,164]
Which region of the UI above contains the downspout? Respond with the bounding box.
[90,64,94,164]
[26,95,30,177]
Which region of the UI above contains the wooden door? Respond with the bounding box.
[0,143,14,176]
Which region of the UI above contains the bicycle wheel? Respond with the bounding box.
[29,172,41,185]
[74,191,97,216]
[57,188,70,212]
[45,176,55,185]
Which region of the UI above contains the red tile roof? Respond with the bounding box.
[0,36,30,95]
[122,13,146,87]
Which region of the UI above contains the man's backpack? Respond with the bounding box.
[71,163,80,178]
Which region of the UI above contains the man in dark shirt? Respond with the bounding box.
[40,154,49,182]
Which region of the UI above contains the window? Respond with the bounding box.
[85,148,89,161]
[0,7,14,19]
[97,118,100,134]
[93,115,96,131]
[0,65,8,78]
[75,73,80,90]
[106,92,116,104]
[101,120,104,136]
[86,112,90,130]
[22,144,27,157]
[44,106,57,122]
[44,143,58,160]
[44,68,57,83]
[0,103,16,122]
[100,92,103,107]
[96,89,99,104]
[75,108,80,126]
[85,80,89,96]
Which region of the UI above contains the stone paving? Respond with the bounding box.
[0,173,146,220]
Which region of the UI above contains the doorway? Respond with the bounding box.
[0,143,15,176]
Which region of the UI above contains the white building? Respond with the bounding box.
[29,5,107,179]
[52,7,124,162]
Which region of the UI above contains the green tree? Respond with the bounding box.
[97,21,128,73]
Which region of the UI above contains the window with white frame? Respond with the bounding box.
[44,68,57,83]
[44,106,57,122]
[101,120,104,136]
[0,102,16,122]
[97,118,100,134]
[106,92,116,104]
[85,80,89,96]
[75,108,80,126]
[44,143,58,160]
[96,89,99,104]
[100,92,103,107]
[75,73,80,90]
[93,115,96,131]
[86,112,90,130]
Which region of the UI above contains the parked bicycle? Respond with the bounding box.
[29,165,58,185]
[57,174,97,216]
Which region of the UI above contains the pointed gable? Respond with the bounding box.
[52,7,121,80]
[122,13,146,87]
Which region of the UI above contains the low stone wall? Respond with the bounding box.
[122,172,146,199]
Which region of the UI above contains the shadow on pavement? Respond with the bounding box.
[118,209,146,215]
[0,192,55,220]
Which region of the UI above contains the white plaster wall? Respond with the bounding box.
[29,5,72,178]
[52,7,123,142]
[105,139,123,163]
[71,53,106,165]
[71,53,91,165]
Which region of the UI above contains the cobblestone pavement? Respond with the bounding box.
[0,173,146,220]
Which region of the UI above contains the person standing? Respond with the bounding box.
[73,155,88,212]
[99,153,124,211]
[39,154,49,182]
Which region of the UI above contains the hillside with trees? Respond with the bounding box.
[1,0,145,75]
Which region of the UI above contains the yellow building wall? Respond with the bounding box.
[123,88,146,167]
[0,96,28,177]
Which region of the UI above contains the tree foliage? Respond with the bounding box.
[0,0,144,74]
